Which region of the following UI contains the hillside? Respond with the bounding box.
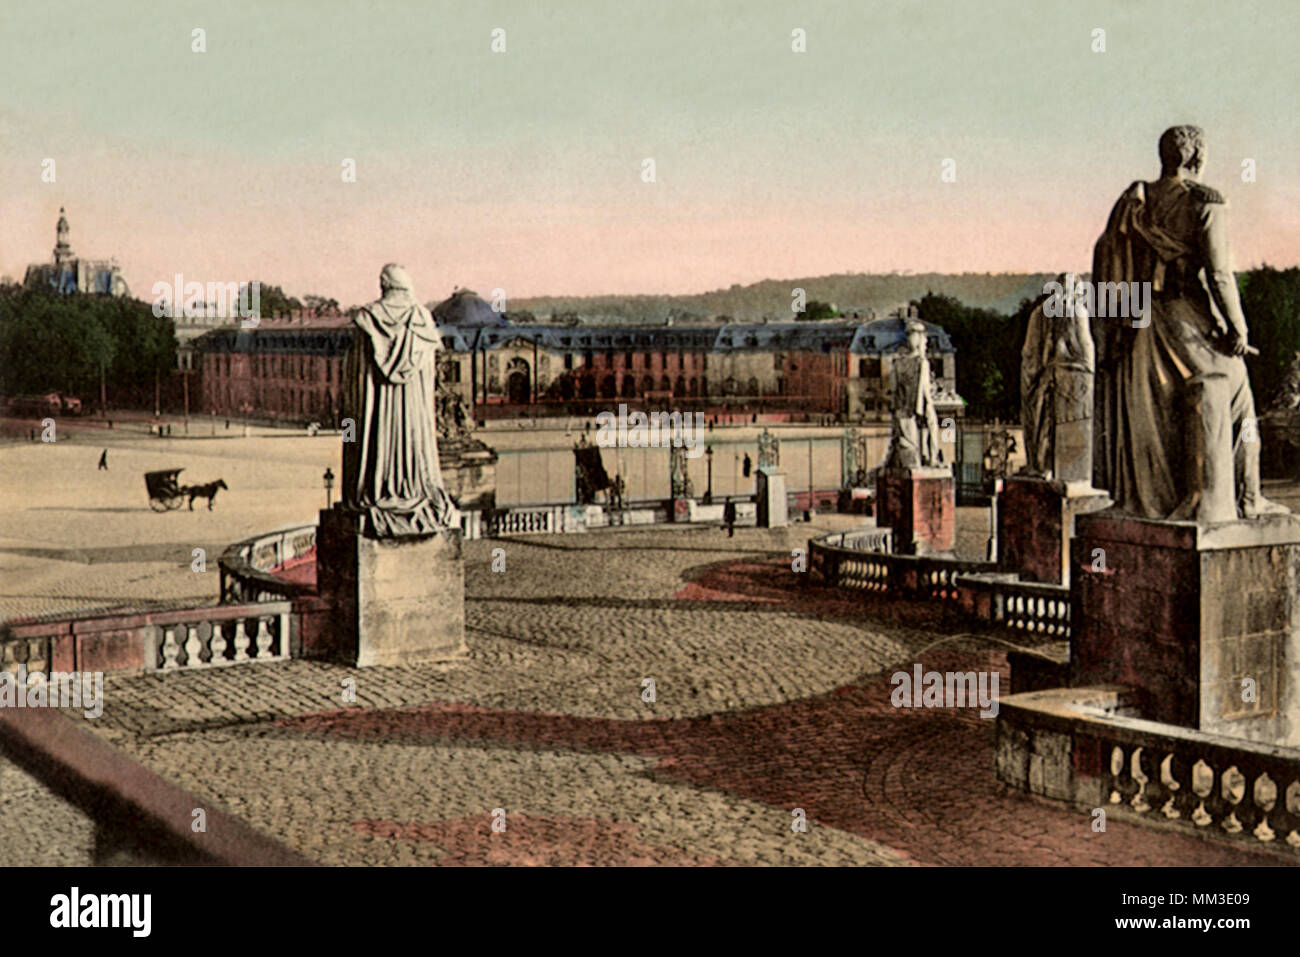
[510,272,1055,323]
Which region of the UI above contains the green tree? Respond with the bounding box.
[246,283,302,318]
[914,292,1025,421]
[1239,266,1300,408]
[0,289,117,396]
[798,300,839,321]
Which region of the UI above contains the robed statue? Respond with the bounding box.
[1020,274,1095,482]
[1092,126,1285,522]
[342,264,459,537]
[884,319,943,469]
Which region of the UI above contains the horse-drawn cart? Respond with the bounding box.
[144,468,187,511]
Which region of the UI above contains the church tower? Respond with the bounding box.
[53,207,74,264]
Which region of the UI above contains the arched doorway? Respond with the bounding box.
[506,358,531,404]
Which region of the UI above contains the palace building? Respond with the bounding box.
[195,290,963,424]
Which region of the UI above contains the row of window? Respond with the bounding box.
[557,351,707,372]
[207,352,941,384]
[211,353,341,383]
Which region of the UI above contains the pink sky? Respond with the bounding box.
[3,0,1298,307]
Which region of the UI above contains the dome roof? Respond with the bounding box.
[431,289,510,327]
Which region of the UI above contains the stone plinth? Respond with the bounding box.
[875,466,955,555]
[1070,512,1300,746]
[997,476,1109,586]
[755,466,788,528]
[316,506,466,667]
[438,435,497,511]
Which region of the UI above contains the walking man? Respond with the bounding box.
[97,449,108,470]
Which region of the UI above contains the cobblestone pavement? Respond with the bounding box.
[39,527,1286,867]
[8,432,1300,866]
[0,757,96,866]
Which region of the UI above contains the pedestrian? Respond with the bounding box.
[166,424,172,436]
[107,419,112,429]
[723,499,736,538]
[225,419,229,429]
[743,453,752,477]
[29,428,35,442]
[97,449,108,470]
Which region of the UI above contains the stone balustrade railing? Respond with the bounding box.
[0,630,52,680]
[0,601,296,678]
[809,532,988,600]
[961,575,1072,638]
[146,603,293,671]
[824,527,894,554]
[486,505,567,537]
[999,686,1300,855]
[219,524,317,603]
[807,529,1072,638]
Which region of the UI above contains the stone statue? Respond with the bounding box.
[841,427,867,486]
[757,428,780,468]
[670,444,694,497]
[341,264,459,537]
[436,375,472,442]
[884,319,943,469]
[1020,274,1095,481]
[1092,126,1286,522]
[983,428,1018,480]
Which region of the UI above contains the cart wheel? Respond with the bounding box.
[166,494,186,510]
[149,499,168,512]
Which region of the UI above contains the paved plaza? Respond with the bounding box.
[3,425,1297,865]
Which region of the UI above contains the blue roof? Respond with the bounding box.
[849,318,954,355]
[196,297,955,359]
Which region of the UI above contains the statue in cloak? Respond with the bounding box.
[1020,273,1095,482]
[341,264,459,537]
[1092,125,1286,523]
[884,319,943,470]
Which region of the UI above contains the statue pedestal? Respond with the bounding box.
[316,505,466,667]
[755,466,788,528]
[997,476,1109,586]
[876,466,954,555]
[1071,512,1300,746]
[438,435,498,511]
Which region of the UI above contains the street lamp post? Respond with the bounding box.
[704,444,714,505]
[323,467,335,508]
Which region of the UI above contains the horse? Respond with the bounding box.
[187,479,228,510]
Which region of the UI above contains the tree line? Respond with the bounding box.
[915,266,1300,421]
[0,285,176,405]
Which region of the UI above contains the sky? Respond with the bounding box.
[2,0,1298,307]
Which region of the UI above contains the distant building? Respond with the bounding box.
[194,290,963,423]
[196,314,352,422]
[23,208,129,296]
[434,291,962,420]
